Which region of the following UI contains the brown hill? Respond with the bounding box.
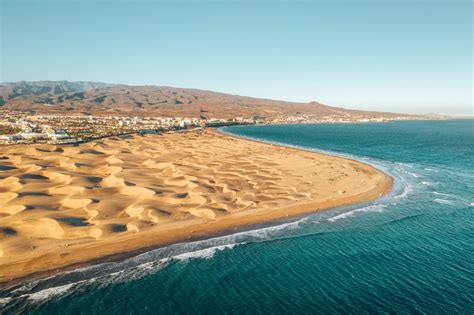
[0,81,413,119]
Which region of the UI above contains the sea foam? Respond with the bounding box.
[433,198,456,205]
[327,204,387,222]
[173,244,238,261]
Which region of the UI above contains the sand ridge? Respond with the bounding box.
[0,129,392,282]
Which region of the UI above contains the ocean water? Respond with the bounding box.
[1,120,473,314]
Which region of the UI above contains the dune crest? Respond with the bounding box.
[0,192,17,206]
[0,177,22,192]
[101,175,125,187]
[16,219,65,239]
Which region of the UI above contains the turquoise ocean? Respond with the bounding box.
[1,120,473,314]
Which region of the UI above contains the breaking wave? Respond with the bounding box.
[327,204,387,222]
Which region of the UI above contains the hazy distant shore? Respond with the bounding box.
[0,129,392,283]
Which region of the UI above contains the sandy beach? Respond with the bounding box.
[0,129,392,282]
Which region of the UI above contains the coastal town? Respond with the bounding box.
[0,109,426,145]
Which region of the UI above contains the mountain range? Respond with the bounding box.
[0,81,422,119]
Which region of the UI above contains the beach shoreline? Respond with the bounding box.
[0,129,392,285]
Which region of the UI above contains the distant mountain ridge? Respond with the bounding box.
[0,80,110,97]
[0,81,420,119]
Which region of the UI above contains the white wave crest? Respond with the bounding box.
[173,244,237,261]
[232,219,304,240]
[394,180,412,199]
[433,198,456,205]
[13,258,172,304]
[328,204,387,222]
[433,191,454,197]
[27,282,76,301]
[0,297,12,306]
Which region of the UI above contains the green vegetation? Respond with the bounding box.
[94,96,107,103]
[53,85,65,94]
[65,92,85,100]
[0,125,20,135]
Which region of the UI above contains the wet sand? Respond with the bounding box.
[0,129,392,282]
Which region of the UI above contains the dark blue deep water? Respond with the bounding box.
[2,120,473,314]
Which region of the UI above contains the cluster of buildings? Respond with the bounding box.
[268,114,402,124]
[0,111,255,145]
[0,109,422,145]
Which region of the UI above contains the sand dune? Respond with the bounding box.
[0,129,391,282]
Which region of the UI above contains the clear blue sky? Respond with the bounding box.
[1,0,472,115]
